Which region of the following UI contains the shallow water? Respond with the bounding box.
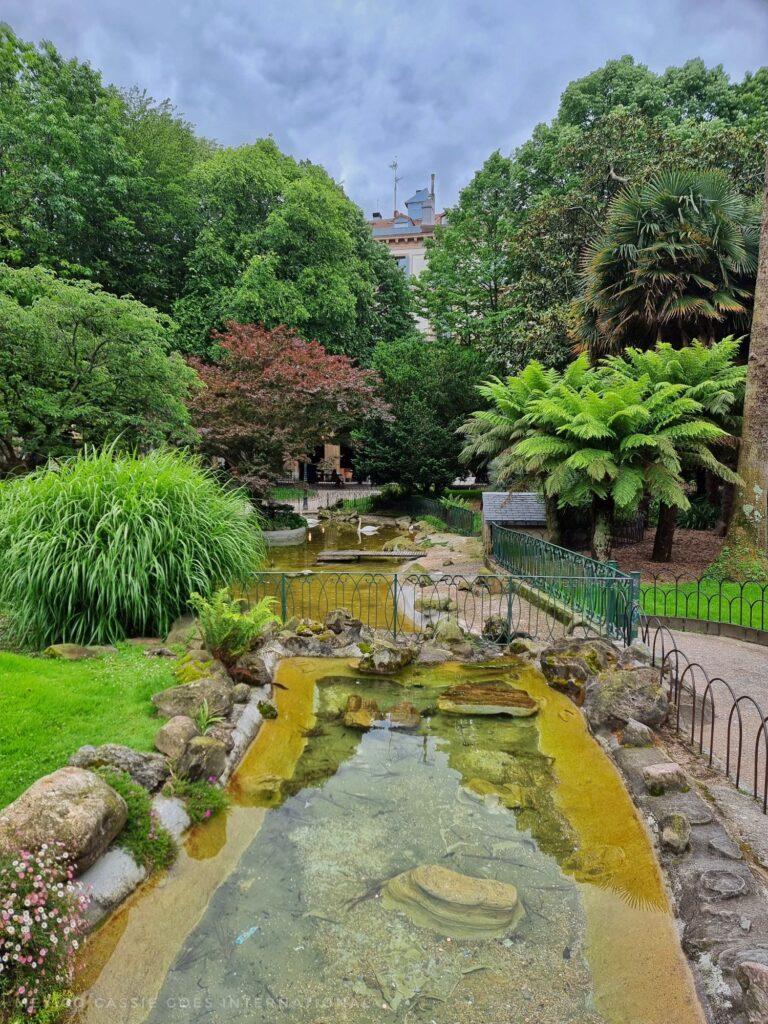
[265,521,407,572]
[76,659,704,1024]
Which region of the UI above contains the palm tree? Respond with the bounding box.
[597,338,745,559]
[513,376,734,561]
[576,170,760,356]
[458,358,590,541]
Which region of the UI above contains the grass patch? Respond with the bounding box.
[269,485,317,502]
[640,578,768,630]
[0,644,175,808]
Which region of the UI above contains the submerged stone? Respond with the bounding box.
[437,681,539,717]
[383,864,524,938]
[343,694,381,730]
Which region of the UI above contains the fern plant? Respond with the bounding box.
[514,376,737,561]
[189,589,277,666]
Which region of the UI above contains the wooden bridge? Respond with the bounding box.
[316,549,420,563]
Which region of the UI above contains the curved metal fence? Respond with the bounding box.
[640,573,768,633]
[405,496,480,536]
[640,617,768,814]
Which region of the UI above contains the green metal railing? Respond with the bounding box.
[406,496,480,536]
[247,567,637,644]
[490,523,639,640]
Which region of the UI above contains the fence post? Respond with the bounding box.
[629,570,641,642]
[392,573,399,640]
[280,574,287,623]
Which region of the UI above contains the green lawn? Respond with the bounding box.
[0,644,176,808]
[269,485,317,502]
[640,578,768,630]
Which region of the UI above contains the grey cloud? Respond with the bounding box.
[4,0,768,215]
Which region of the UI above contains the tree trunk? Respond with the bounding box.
[545,494,561,545]
[651,503,678,562]
[728,147,768,550]
[591,497,614,562]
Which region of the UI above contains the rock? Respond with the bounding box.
[700,868,749,900]
[154,716,199,760]
[642,761,688,795]
[173,650,229,684]
[232,683,251,704]
[442,559,454,567]
[737,961,768,1023]
[343,694,381,730]
[431,617,465,645]
[0,767,127,876]
[618,642,653,668]
[145,646,176,658]
[69,744,169,791]
[230,650,272,687]
[44,643,118,660]
[621,718,655,747]
[152,795,190,841]
[383,864,524,938]
[416,595,455,612]
[539,637,619,700]
[381,535,412,551]
[437,681,539,717]
[708,834,743,861]
[482,615,512,643]
[75,848,147,921]
[457,578,474,592]
[151,678,234,719]
[472,574,505,595]
[358,639,416,675]
[166,614,201,647]
[416,643,453,664]
[258,700,278,719]
[324,608,363,635]
[207,723,236,753]
[660,813,691,854]
[584,667,668,731]
[507,637,541,657]
[176,736,227,781]
[387,701,421,730]
[454,748,517,786]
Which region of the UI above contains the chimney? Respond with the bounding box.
[421,187,435,228]
[372,212,382,220]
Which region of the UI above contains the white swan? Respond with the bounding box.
[304,516,320,528]
[357,516,380,536]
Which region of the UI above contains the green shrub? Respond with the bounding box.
[165,778,229,826]
[189,589,278,665]
[96,768,176,871]
[260,503,307,529]
[0,447,265,648]
[705,528,768,584]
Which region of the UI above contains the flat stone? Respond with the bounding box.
[708,834,743,861]
[700,868,750,900]
[0,767,127,876]
[737,960,768,1023]
[642,761,688,795]
[151,678,234,719]
[44,643,117,660]
[155,716,199,760]
[69,743,169,791]
[416,644,453,664]
[75,848,146,920]
[437,681,539,717]
[152,795,190,841]
[383,864,524,938]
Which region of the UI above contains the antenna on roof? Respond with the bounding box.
[389,157,402,216]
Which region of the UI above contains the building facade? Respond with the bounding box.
[368,176,443,279]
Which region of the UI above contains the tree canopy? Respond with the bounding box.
[0,265,198,476]
[418,56,768,370]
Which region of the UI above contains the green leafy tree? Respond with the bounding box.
[513,374,735,561]
[577,170,760,354]
[354,337,485,493]
[0,264,198,474]
[175,142,413,359]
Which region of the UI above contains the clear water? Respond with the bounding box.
[77,659,704,1024]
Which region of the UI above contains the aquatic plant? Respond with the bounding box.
[189,589,278,666]
[0,845,88,1020]
[0,447,265,648]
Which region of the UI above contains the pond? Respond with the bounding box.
[265,520,408,572]
[75,658,703,1024]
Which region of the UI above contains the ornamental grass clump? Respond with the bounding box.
[0,845,89,1019]
[0,447,265,648]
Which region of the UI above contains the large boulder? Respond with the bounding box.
[584,667,668,731]
[437,681,539,717]
[154,716,199,760]
[69,744,169,791]
[737,961,768,1024]
[431,617,465,645]
[151,678,234,719]
[324,607,363,636]
[165,614,201,647]
[383,864,524,938]
[176,736,227,781]
[357,639,416,675]
[173,650,229,684]
[0,767,127,876]
[539,637,620,701]
[44,643,117,660]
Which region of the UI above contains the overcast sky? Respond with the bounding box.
[5,0,768,216]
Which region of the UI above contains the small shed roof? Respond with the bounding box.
[482,491,546,526]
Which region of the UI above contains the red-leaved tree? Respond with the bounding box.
[189,323,388,492]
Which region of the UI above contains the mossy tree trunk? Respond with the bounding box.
[545,494,561,545]
[728,148,768,551]
[591,496,614,562]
